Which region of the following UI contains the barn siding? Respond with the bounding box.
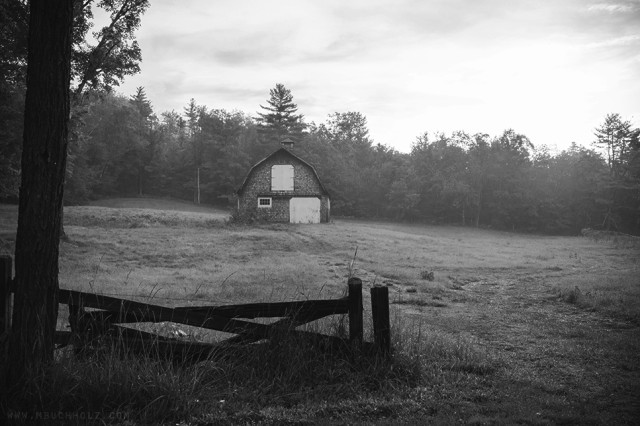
[237,149,330,223]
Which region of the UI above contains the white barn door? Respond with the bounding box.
[289,197,320,223]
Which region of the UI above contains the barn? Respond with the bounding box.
[236,143,330,223]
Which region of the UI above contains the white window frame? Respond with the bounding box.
[271,165,294,191]
[257,197,272,208]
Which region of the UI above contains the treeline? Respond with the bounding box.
[1,83,639,235]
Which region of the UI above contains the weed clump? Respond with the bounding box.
[420,270,435,281]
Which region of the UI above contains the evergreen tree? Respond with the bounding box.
[127,87,156,195]
[183,98,206,202]
[593,113,640,231]
[594,113,633,179]
[256,83,305,151]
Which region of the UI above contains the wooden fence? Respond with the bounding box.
[0,255,391,362]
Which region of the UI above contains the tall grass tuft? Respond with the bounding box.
[555,271,640,323]
[5,312,494,424]
[390,315,495,381]
[8,345,215,424]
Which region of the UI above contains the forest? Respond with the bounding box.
[1,0,638,236]
[2,81,639,235]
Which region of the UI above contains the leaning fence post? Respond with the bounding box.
[371,285,390,356]
[348,277,363,345]
[0,256,12,342]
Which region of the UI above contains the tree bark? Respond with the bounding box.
[7,0,73,385]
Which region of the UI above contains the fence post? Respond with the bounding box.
[0,256,13,353]
[68,296,82,335]
[371,285,390,356]
[348,277,363,345]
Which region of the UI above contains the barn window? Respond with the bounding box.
[271,165,294,191]
[258,197,272,208]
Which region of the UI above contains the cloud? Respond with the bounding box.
[210,47,280,66]
[587,34,640,47]
[294,34,370,64]
[197,84,265,99]
[587,2,636,13]
[581,1,640,34]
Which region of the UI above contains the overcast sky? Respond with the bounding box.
[110,0,640,153]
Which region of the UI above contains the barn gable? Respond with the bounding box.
[236,148,330,223]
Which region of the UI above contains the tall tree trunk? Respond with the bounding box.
[7,0,73,386]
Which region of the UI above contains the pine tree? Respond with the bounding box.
[256,83,304,146]
[593,113,639,231]
[594,113,633,178]
[129,86,153,120]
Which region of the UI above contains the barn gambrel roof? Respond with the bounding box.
[236,148,329,196]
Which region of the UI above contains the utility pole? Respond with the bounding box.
[196,167,200,204]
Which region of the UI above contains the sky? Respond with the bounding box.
[108,0,640,153]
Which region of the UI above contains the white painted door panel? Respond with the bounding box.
[289,197,320,223]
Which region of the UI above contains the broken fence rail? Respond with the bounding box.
[0,255,391,361]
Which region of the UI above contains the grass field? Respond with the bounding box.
[1,198,639,424]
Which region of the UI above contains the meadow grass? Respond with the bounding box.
[1,200,639,424]
[554,271,640,322]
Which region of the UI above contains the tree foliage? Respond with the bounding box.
[0,0,149,201]
[592,113,640,231]
[72,0,149,95]
[255,83,305,152]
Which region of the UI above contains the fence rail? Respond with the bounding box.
[0,255,391,362]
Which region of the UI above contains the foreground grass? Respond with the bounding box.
[1,200,640,424]
[8,317,494,425]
